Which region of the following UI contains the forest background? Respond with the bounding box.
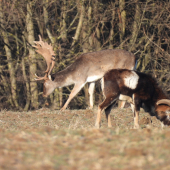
[0,0,170,111]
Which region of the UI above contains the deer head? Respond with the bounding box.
[156,99,170,125]
[33,35,56,97]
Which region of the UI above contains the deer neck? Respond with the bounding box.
[52,68,75,88]
[43,71,73,97]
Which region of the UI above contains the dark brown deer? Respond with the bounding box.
[33,35,136,111]
[95,69,170,128]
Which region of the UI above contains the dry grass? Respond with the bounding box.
[0,107,170,170]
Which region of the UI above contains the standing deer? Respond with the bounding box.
[95,69,170,129]
[33,35,136,111]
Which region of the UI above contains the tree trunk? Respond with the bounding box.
[21,36,31,111]
[43,0,60,109]
[71,0,85,47]
[26,2,38,109]
[129,0,141,52]
[109,2,116,49]
[0,69,14,107]
[118,0,126,47]
[81,2,90,107]
[0,2,19,109]
[43,0,56,45]
[137,34,154,71]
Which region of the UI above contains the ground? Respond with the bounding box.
[0,106,170,170]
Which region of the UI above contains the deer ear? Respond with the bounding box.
[156,99,170,106]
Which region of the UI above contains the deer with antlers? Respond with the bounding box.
[33,35,136,111]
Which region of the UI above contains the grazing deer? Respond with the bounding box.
[33,35,136,111]
[95,69,170,128]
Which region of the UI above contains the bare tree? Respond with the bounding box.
[0,1,19,109]
[0,0,170,110]
[26,2,38,109]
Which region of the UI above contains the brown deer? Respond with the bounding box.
[33,35,136,111]
[95,69,170,129]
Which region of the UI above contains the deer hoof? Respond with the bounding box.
[134,124,140,129]
[60,107,66,111]
[108,124,112,128]
[95,123,100,129]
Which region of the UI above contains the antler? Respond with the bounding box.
[33,35,56,80]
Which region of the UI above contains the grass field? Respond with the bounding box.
[0,106,170,170]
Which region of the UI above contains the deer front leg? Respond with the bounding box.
[88,82,95,109]
[60,83,85,111]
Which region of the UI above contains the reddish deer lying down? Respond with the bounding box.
[33,35,135,110]
[95,69,170,129]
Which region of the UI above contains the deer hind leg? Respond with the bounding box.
[95,95,118,128]
[88,82,95,109]
[105,103,115,128]
[134,110,139,129]
[60,82,85,111]
[118,94,134,109]
[133,96,140,129]
[130,103,135,113]
[118,101,126,109]
[118,95,131,109]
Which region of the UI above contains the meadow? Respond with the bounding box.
[0,106,170,170]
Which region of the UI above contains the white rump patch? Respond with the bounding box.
[124,71,139,89]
